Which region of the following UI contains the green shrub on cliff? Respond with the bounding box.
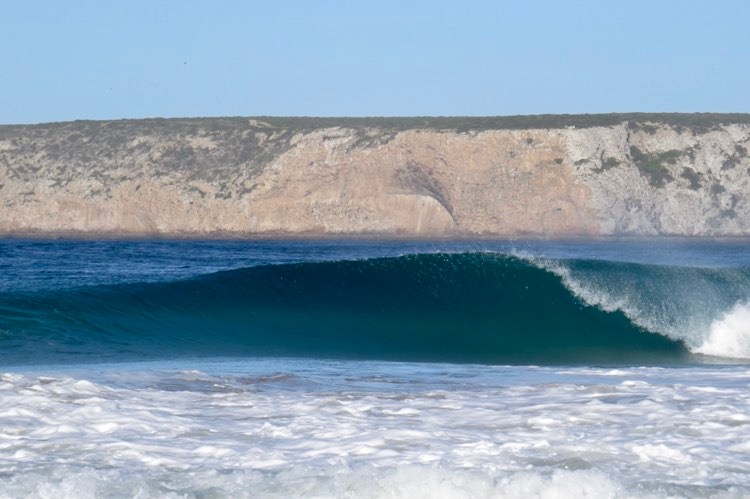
[630,147,682,188]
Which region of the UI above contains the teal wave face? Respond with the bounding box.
[0,253,688,365]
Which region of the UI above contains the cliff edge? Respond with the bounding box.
[1,114,749,237]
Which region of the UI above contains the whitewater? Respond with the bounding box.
[1,239,750,497]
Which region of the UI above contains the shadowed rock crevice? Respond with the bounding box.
[396,162,454,221]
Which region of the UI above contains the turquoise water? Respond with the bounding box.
[2,239,750,497]
[1,239,750,365]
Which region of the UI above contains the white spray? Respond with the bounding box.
[516,253,750,360]
[695,302,750,359]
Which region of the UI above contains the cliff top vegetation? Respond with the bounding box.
[3,113,750,135]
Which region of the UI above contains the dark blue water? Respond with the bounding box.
[1,239,749,366]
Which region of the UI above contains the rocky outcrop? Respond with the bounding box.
[1,114,749,237]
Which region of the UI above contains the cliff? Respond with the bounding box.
[1,114,749,237]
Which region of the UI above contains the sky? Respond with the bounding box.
[1,0,749,124]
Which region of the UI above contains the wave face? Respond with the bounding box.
[543,257,750,359]
[0,253,697,365]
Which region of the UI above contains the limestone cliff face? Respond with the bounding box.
[1,115,749,237]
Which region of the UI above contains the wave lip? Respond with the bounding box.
[529,254,750,361]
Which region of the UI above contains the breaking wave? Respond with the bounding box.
[2,252,750,365]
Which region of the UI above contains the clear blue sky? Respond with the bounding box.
[2,1,749,124]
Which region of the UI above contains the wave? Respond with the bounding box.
[535,256,750,359]
[2,252,749,365]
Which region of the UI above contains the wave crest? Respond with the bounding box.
[526,255,750,360]
[0,253,709,365]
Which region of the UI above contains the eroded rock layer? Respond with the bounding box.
[1,115,749,237]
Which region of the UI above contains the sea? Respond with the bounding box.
[1,238,750,498]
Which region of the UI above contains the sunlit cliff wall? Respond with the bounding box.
[1,115,749,237]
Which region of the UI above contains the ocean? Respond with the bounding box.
[1,239,749,497]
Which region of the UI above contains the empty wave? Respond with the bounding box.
[3,252,749,365]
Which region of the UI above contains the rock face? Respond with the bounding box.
[1,114,749,237]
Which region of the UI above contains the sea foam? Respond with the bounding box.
[1,359,750,497]
[696,302,750,359]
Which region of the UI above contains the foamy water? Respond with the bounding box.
[2,358,750,498]
[3,241,750,497]
[532,255,750,360]
[697,302,750,359]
